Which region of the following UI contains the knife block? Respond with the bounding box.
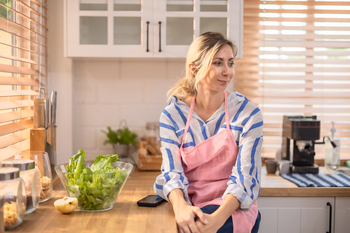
[137,140,162,170]
[30,128,45,151]
[30,126,56,151]
[34,98,49,128]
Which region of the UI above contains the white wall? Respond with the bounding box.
[72,59,185,161]
[47,0,73,165]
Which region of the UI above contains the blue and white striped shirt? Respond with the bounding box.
[153,92,263,210]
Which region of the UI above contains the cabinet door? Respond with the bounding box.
[154,0,243,58]
[65,0,153,57]
[258,197,334,233]
[334,197,350,233]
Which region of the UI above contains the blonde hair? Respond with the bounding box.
[168,32,238,101]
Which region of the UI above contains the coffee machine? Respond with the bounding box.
[282,115,320,174]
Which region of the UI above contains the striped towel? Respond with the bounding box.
[280,173,350,187]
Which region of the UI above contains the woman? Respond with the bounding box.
[154,32,263,233]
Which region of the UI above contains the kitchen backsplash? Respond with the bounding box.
[72,59,186,160]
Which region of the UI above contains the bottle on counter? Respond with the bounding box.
[1,159,40,215]
[324,121,340,171]
[0,193,4,233]
[0,167,26,230]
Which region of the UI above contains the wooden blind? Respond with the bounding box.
[235,0,350,159]
[0,0,47,160]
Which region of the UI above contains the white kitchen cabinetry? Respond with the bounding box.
[258,197,335,233]
[334,197,350,233]
[64,0,243,58]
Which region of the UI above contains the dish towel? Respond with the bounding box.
[280,173,350,187]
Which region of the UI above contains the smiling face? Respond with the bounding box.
[198,44,235,93]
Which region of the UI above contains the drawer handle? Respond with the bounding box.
[327,202,332,233]
[158,21,162,52]
[146,21,149,52]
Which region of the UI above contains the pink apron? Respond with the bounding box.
[180,91,258,233]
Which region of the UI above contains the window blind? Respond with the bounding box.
[0,0,47,160]
[235,0,350,159]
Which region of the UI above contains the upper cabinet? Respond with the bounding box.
[64,0,243,58]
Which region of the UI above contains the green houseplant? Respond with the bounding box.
[102,125,137,161]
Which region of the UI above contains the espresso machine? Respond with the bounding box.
[281,115,320,174]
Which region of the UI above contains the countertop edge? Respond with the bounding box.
[260,187,350,197]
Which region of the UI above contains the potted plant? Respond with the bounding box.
[102,124,137,160]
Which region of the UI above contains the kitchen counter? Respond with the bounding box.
[11,167,349,233]
[260,167,350,197]
[11,169,176,233]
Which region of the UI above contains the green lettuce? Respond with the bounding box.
[65,149,127,210]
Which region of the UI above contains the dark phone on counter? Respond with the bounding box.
[137,195,165,207]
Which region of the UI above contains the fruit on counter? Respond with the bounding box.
[54,197,78,214]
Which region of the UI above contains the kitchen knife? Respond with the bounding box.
[51,91,57,146]
[45,91,57,179]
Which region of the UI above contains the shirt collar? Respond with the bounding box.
[168,92,244,123]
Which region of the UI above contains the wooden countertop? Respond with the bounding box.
[11,169,176,233]
[260,167,350,197]
[11,167,349,232]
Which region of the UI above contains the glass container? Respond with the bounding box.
[1,160,40,215]
[145,122,161,155]
[0,167,26,230]
[14,151,53,202]
[0,193,4,233]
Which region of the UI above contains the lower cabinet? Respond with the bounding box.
[258,197,334,233]
[334,197,350,233]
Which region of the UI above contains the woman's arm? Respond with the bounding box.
[223,103,263,210]
[155,107,207,233]
[211,194,240,223]
[154,109,190,202]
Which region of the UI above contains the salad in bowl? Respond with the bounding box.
[55,149,133,212]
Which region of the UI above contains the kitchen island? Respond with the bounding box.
[11,167,349,233]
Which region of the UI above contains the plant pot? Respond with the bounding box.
[113,144,129,159]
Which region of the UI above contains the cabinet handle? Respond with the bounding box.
[327,202,332,233]
[158,21,162,52]
[146,21,149,52]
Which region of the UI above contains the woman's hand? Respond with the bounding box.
[195,213,223,233]
[168,189,207,233]
[174,204,207,233]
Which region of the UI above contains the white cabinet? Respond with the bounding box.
[64,0,243,58]
[334,197,350,233]
[258,197,334,233]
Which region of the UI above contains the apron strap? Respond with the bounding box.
[181,91,230,146]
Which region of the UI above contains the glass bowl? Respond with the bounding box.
[55,161,133,212]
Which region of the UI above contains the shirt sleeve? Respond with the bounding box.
[222,105,263,210]
[153,108,191,204]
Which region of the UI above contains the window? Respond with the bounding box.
[0,0,47,160]
[235,0,350,159]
